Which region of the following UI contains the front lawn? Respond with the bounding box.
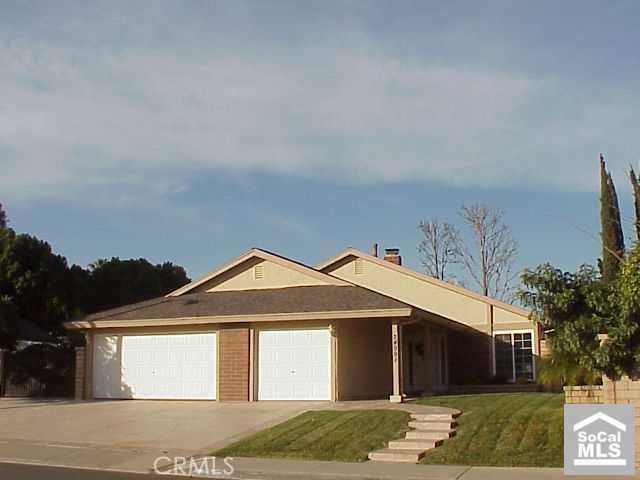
[214,409,409,462]
[414,392,564,467]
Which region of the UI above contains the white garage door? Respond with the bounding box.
[258,329,331,400]
[93,333,217,400]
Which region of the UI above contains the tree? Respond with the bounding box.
[82,258,189,313]
[417,219,461,281]
[631,167,640,242]
[0,202,7,230]
[1,233,76,337]
[600,155,625,282]
[458,204,518,300]
[0,204,19,348]
[520,242,640,380]
[520,263,610,376]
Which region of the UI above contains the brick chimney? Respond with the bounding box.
[383,248,401,265]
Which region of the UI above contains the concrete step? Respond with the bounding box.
[368,448,425,463]
[405,429,456,440]
[408,420,457,431]
[410,412,459,422]
[388,438,442,450]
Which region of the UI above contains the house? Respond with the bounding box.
[64,246,538,402]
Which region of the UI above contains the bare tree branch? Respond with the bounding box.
[417,219,462,281]
[458,204,519,301]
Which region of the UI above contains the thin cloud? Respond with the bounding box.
[1,32,638,202]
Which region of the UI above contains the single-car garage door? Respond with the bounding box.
[258,329,331,400]
[93,332,217,399]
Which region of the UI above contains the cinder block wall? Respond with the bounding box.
[563,385,604,404]
[218,327,250,401]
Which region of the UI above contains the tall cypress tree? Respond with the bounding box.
[600,155,625,282]
[0,202,6,230]
[631,167,640,241]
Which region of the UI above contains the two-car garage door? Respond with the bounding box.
[93,333,217,399]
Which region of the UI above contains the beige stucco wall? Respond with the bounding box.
[198,258,329,292]
[335,317,392,400]
[493,307,531,328]
[326,257,489,327]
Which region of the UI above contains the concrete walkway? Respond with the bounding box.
[157,456,618,479]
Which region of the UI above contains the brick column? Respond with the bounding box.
[74,346,86,401]
[219,328,250,401]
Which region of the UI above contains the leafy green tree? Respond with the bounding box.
[82,258,189,313]
[608,241,640,375]
[0,203,18,348]
[631,167,640,241]
[520,263,611,375]
[1,234,76,337]
[600,155,625,282]
[521,243,640,380]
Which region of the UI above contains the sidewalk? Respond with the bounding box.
[169,456,624,480]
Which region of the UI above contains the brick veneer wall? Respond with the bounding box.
[218,327,250,401]
[74,346,86,400]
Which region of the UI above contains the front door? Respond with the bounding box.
[403,329,425,393]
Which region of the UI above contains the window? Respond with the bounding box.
[493,331,535,382]
[494,334,513,380]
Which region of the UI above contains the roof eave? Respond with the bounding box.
[63,307,414,330]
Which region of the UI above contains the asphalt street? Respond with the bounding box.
[0,463,188,480]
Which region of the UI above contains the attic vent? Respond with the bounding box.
[254,264,265,280]
[354,258,365,275]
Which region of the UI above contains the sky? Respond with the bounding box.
[2,1,640,284]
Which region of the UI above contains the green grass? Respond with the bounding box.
[214,410,409,462]
[414,393,564,467]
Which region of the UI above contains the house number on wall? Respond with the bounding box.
[392,329,399,361]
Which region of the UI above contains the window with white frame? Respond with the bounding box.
[493,330,535,382]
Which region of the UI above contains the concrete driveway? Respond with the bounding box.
[0,398,322,471]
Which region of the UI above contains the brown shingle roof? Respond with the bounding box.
[82,286,411,322]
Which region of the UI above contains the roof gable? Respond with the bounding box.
[167,248,350,297]
[316,248,530,324]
